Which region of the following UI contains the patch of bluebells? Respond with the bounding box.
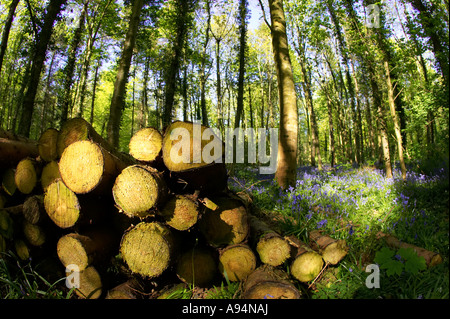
[228,162,448,243]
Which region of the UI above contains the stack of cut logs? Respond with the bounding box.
[1,118,352,299]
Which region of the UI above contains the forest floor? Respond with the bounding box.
[1,159,448,300]
[227,159,449,299]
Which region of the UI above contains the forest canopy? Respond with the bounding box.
[0,0,448,177]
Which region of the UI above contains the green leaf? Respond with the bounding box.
[374,247,395,265]
[399,248,427,274]
[380,259,404,277]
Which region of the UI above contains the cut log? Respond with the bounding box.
[309,230,348,265]
[0,130,39,168]
[377,231,443,267]
[68,265,103,299]
[59,140,131,195]
[248,214,291,267]
[14,239,30,261]
[176,246,218,287]
[23,220,46,246]
[38,128,59,162]
[218,244,257,282]
[43,179,108,229]
[105,279,143,299]
[159,194,199,231]
[41,161,60,191]
[2,168,17,196]
[112,165,168,218]
[0,209,14,239]
[15,158,41,195]
[57,118,112,157]
[162,121,227,195]
[198,196,249,247]
[120,222,174,278]
[57,230,117,271]
[288,236,324,283]
[23,195,44,224]
[129,127,163,163]
[0,234,5,254]
[242,265,301,299]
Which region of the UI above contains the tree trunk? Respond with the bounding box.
[0,0,21,75]
[18,0,67,137]
[14,157,41,195]
[60,0,87,122]
[268,0,298,188]
[234,0,248,129]
[106,0,144,148]
[162,0,192,127]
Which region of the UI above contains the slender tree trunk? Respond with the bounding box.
[199,0,211,127]
[268,0,298,188]
[0,0,20,76]
[89,57,101,125]
[234,0,248,128]
[18,0,67,137]
[60,0,87,122]
[162,0,192,127]
[107,0,144,148]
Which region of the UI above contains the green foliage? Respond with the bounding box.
[374,247,426,277]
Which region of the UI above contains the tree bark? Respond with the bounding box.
[0,0,21,75]
[18,0,67,137]
[268,0,298,188]
[234,0,248,129]
[107,0,144,148]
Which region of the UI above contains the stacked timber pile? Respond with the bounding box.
[3,118,440,299]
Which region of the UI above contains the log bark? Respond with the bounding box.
[242,265,301,299]
[248,214,291,266]
[309,230,348,265]
[218,244,257,282]
[112,165,168,218]
[0,132,39,168]
[120,222,174,278]
[175,246,218,287]
[38,128,59,162]
[159,194,200,231]
[59,140,131,195]
[288,236,324,283]
[198,196,249,247]
[377,232,443,267]
[15,157,41,195]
